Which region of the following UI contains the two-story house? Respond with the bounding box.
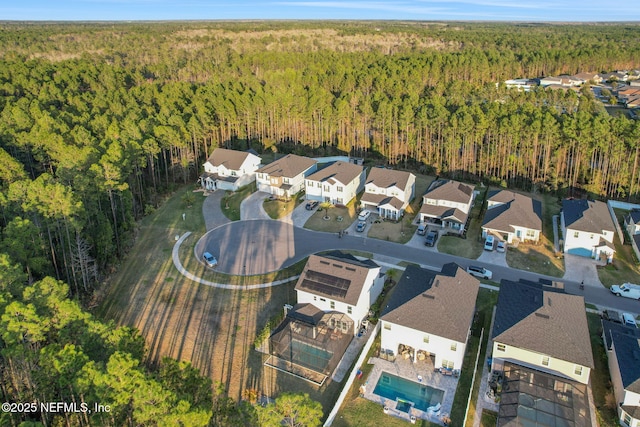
[380,263,479,370]
[255,154,317,199]
[602,319,640,427]
[561,198,616,262]
[305,161,366,206]
[268,252,383,379]
[200,148,261,191]
[360,167,416,220]
[491,279,594,426]
[481,190,542,244]
[418,179,475,234]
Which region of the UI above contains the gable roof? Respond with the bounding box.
[381,263,479,343]
[305,161,363,186]
[419,204,469,224]
[423,179,474,205]
[366,167,414,191]
[483,191,542,233]
[492,280,594,368]
[562,199,614,234]
[294,252,379,306]
[627,209,640,226]
[360,193,405,211]
[256,154,316,178]
[205,148,259,170]
[602,319,640,394]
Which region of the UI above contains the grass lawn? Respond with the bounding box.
[263,193,303,219]
[598,209,640,287]
[505,239,564,277]
[586,313,618,427]
[480,409,498,426]
[367,217,417,244]
[437,186,487,260]
[221,182,256,221]
[304,200,358,233]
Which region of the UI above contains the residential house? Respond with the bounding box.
[539,76,582,87]
[255,154,317,199]
[305,161,366,206]
[482,190,542,244]
[268,252,383,379]
[618,86,640,108]
[602,320,640,427]
[572,72,603,84]
[200,148,261,191]
[624,209,640,263]
[561,198,616,262]
[491,279,594,426]
[380,263,479,370]
[360,167,416,220]
[503,78,534,92]
[418,179,475,234]
[601,71,629,82]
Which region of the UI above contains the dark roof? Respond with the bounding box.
[602,319,640,393]
[205,148,259,170]
[256,154,316,178]
[483,191,542,233]
[492,280,594,368]
[288,303,325,325]
[423,179,474,204]
[306,161,363,186]
[562,199,614,234]
[360,193,404,210]
[294,252,379,305]
[365,167,414,191]
[419,204,469,224]
[381,263,479,343]
[628,209,640,226]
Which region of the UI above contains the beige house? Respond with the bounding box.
[256,154,317,198]
[305,161,365,206]
[360,167,416,220]
[200,148,261,191]
[418,179,475,234]
[482,190,542,244]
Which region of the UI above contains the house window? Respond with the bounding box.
[313,296,317,301]
[283,178,289,184]
[347,306,352,314]
[590,234,594,239]
[497,344,506,352]
[231,171,237,176]
[337,198,344,205]
[624,413,632,426]
[320,298,326,302]
[317,182,321,188]
[573,231,579,238]
[442,360,454,369]
[330,301,335,309]
[542,356,550,366]
[324,185,330,192]
[574,365,583,376]
[526,229,535,238]
[450,343,457,351]
[337,186,343,192]
[384,323,391,330]
[423,336,429,344]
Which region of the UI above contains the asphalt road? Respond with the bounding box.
[195,219,640,312]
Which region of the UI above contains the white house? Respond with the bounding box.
[360,167,416,220]
[561,198,616,262]
[294,252,383,336]
[602,320,640,427]
[482,190,542,244]
[380,263,479,370]
[418,179,475,234]
[255,154,317,198]
[200,148,261,191]
[305,161,366,206]
[491,279,594,385]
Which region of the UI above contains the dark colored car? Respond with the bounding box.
[305,200,319,210]
[424,230,439,246]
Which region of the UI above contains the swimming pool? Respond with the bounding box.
[373,372,444,412]
[289,339,332,372]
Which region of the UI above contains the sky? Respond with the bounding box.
[1,0,638,22]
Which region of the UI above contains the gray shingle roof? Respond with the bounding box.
[365,167,414,191]
[306,161,363,186]
[360,193,404,210]
[380,263,480,343]
[419,204,469,224]
[562,199,614,234]
[483,191,542,233]
[256,154,316,178]
[492,280,594,368]
[205,148,258,170]
[602,319,640,394]
[294,252,379,306]
[423,179,474,204]
[628,209,640,225]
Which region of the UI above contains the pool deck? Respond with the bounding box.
[362,356,458,425]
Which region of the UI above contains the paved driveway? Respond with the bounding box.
[240,191,271,220]
[476,248,508,267]
[202,191,231,231]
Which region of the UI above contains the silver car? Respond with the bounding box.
[203,252,218,268]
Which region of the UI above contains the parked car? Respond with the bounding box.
[417,223,428,236]
[496,240,506,253]
[466,265,493,280]
[356,221,366,232]
[305,200,319,210]
[358,210,371,221]
[610,283,640,300]
[622,312,638,328]
[424,230,439,247]
[601,309,622,323]
[203,252,218,268]
[484,235,495,251]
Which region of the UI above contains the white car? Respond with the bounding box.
[484,235,495,251]
[466,266,493,280]
[358,210,371,221]
[203,252,218,268]
[622,312,638,328]
[611,283,640,300]
[496,241,506,253]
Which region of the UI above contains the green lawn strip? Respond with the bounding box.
[221,182,257,221]
[438,232,483,259]
[480,409,498,426]
[586,313,619,427]
[304,201,357,233]
[263,192,304,219]
[596,210,640,286]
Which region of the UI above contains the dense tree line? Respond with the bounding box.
[0,21,639,425]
